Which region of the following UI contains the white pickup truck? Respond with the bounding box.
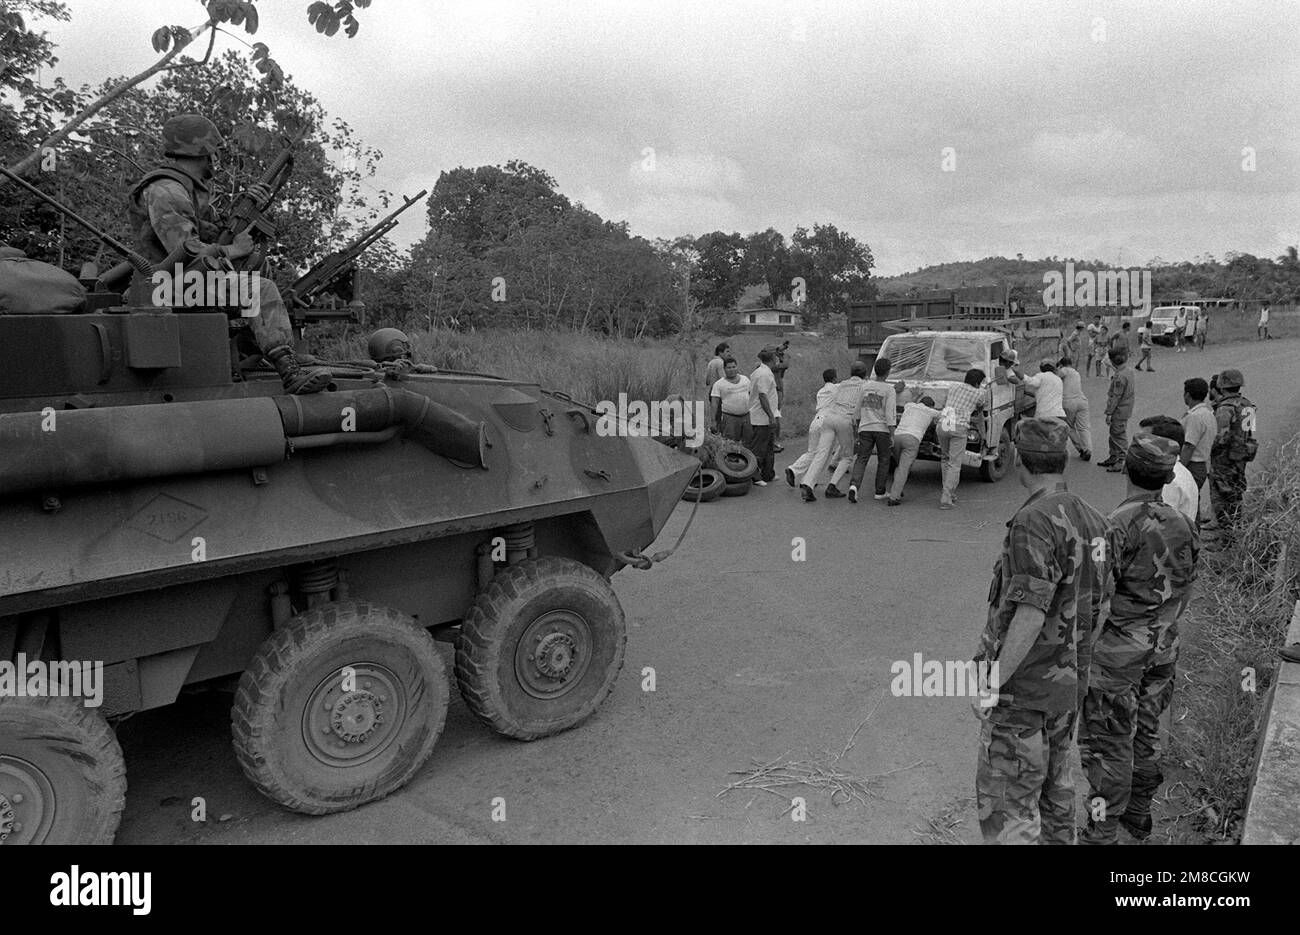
[876,328,1023,481]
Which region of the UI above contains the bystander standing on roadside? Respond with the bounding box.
[1057,356,1092,461]
[1135,322,1154,371]
[1109,320,1134,363]
[744,349,780,486]
[1179,377,1215,526]
[704,342,729,390]
[709,358,751,442]
[1099,349,1134,472]
[1092,322,1111,377]
[1085,317,1102,375]
[1172,307,1187,353]
[1141,416,1198,523]
[1257,303,1271,340]
[1195,310,1208,350]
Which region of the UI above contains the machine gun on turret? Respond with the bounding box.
[284,189,428,335]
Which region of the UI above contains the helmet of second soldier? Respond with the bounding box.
[368,328,411,362]
[162,114,225,159]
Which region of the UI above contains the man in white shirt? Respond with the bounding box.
[1258,303,1271,340]
[787,368,841,489]
[1056,356,1092,461]
[1021,361,1066,421]
[744,348,780,485]
[887,394,942,505]
[795,362,865,501]
[1141,415,1199,522]
[1179,377,1216,523]
[1172,308,1187,353]
[847,357,898,502]
[709,358,751,442]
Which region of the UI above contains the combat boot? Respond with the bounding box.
[266,345,332,395]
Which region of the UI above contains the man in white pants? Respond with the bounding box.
[792,361,865,501]
[786,368,841,486]
[1056,356,1092,461]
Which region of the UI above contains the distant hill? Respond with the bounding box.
[872,253,1300,306]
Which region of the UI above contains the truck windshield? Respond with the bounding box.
[881,335,985,381]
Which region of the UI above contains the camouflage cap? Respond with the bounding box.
[367,327,411,362]
[1220,368,1244,389]
[1127,432,1179,472]
[1014,417,1068,454]
[162,114,225,158]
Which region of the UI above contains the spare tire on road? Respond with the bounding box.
[713,446,758,482]
[682,468,725,502]
[721,477,752,497]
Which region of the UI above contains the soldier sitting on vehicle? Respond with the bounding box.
[129,114,333,394]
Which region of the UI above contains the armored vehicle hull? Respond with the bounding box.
[0,309,697,843]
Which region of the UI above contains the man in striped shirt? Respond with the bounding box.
[937,368,987,510]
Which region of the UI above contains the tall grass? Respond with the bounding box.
[1165,439,1300,841]
[321,326,859,429]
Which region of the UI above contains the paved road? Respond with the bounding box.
[115,338,1300,844]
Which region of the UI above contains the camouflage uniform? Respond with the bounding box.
[128,114,329,393]
[1103,359,1134,465]
[1079,435,1198,844]
[1209,377,1255,541]
[975,419,1115,844]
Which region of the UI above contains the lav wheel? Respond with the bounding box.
[682,468,725,501]
[980,426,1015,482]
[0,695,125,844]
[455,557,627,740]
[231,602,449,815]
[714,446,758,482]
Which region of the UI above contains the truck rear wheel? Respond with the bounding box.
[980,426,1015,482]
[0,695,125,844]
[231,602,449,816]
[456,557,626,741]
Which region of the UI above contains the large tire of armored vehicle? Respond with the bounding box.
[0,695,127,844]
[231,602,451,815]
[455,557,628,741]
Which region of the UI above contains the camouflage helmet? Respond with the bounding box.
[162,114,225,158]
[368,328,411,362]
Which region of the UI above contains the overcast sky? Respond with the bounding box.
[39,0,1300,275]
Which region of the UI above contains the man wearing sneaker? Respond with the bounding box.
[1057,356,1092,461]
[745,349,780,485]
[788,368,840,493]
[1099,349,1134,472]
[887,395,941,505]
[800,362,866,500]
[848,357,897,503]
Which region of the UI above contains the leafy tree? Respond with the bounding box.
[741,228,796,307]
[686,230,747,311]
[790,222,875,321]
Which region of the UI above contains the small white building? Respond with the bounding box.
[738,307,803,334]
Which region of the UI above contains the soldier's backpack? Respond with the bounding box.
[0,255,86,315]
[1218,396,1258,463]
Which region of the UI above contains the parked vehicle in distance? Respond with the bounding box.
[1147,305,1200,345]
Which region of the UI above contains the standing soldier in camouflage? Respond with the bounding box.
[1098,349,1134,472]
[974,419,1114,845]
[1079,434,1198,844]
[129,114,332,394]
[1207,369,1257,547]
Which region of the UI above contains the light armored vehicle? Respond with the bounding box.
[0,278,697,844]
